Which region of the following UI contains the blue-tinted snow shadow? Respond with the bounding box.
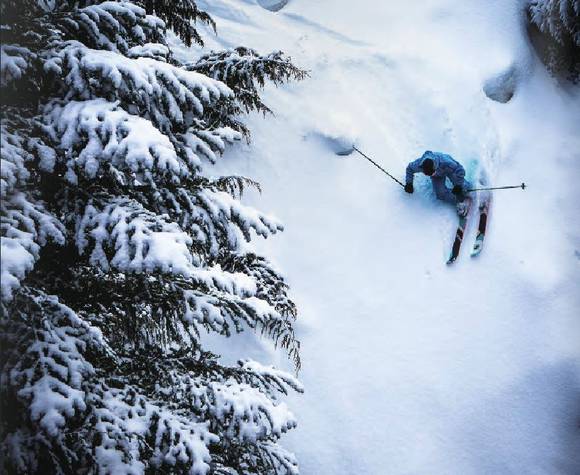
[455,360,580,474]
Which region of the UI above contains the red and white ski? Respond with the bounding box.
[471,196,491,257]
[446,198,472,265]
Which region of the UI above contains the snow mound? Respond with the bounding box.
[483,65,520,103]
[307,131,356,156]
[257,0,290,12]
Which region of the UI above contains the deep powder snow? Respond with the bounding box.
[187,1,580,473]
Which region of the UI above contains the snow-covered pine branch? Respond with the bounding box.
[44,41,234,132]
[2,290,218,473]
[42,99,189,185]
[222,252,301,370]
[0,45,35,88]
[0,119,65,301]
[190,46,308,114]
[527,0,580,81]
[57,1,167,56]
[0,191,65,301]
[143,0,216,47]
[1,1,304,473]
[529,0,580,45]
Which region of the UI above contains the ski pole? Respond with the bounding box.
[467,183,526,192]
[352,146,405,188]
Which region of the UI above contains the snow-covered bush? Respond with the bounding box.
[527,0,580,82]
[0,1,305,473]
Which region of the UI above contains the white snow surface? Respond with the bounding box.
[189,1,580,473]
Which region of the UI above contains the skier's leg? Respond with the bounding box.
[457,180,472,216]
[476,167,490,209]
[431,176,455,204]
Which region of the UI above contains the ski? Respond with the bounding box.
[471,196,491,257]
[446,199,472,265]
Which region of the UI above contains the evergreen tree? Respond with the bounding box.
[0,1,305,473]
[527,0,580,82]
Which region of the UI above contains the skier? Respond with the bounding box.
[404,150,471,216]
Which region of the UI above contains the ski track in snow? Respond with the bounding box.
[192,1,580,473]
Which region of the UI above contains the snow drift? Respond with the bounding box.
[194,0,580,473]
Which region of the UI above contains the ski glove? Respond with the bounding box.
[405,183,414,194]
[452,185,466,201]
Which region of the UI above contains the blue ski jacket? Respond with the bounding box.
[406,151,469,202]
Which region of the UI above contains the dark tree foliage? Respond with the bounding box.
[144,0,216,46]
[0,1,306,474]
[527,0,580,82]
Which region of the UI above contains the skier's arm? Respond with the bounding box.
[449,162,467,190]
[405,158,423,185]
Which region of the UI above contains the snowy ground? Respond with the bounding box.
[189,1,580,473]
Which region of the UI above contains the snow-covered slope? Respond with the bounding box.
[190,1,580,473]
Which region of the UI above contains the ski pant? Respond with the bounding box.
[475,168,491,207]
[431,176,461,204]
